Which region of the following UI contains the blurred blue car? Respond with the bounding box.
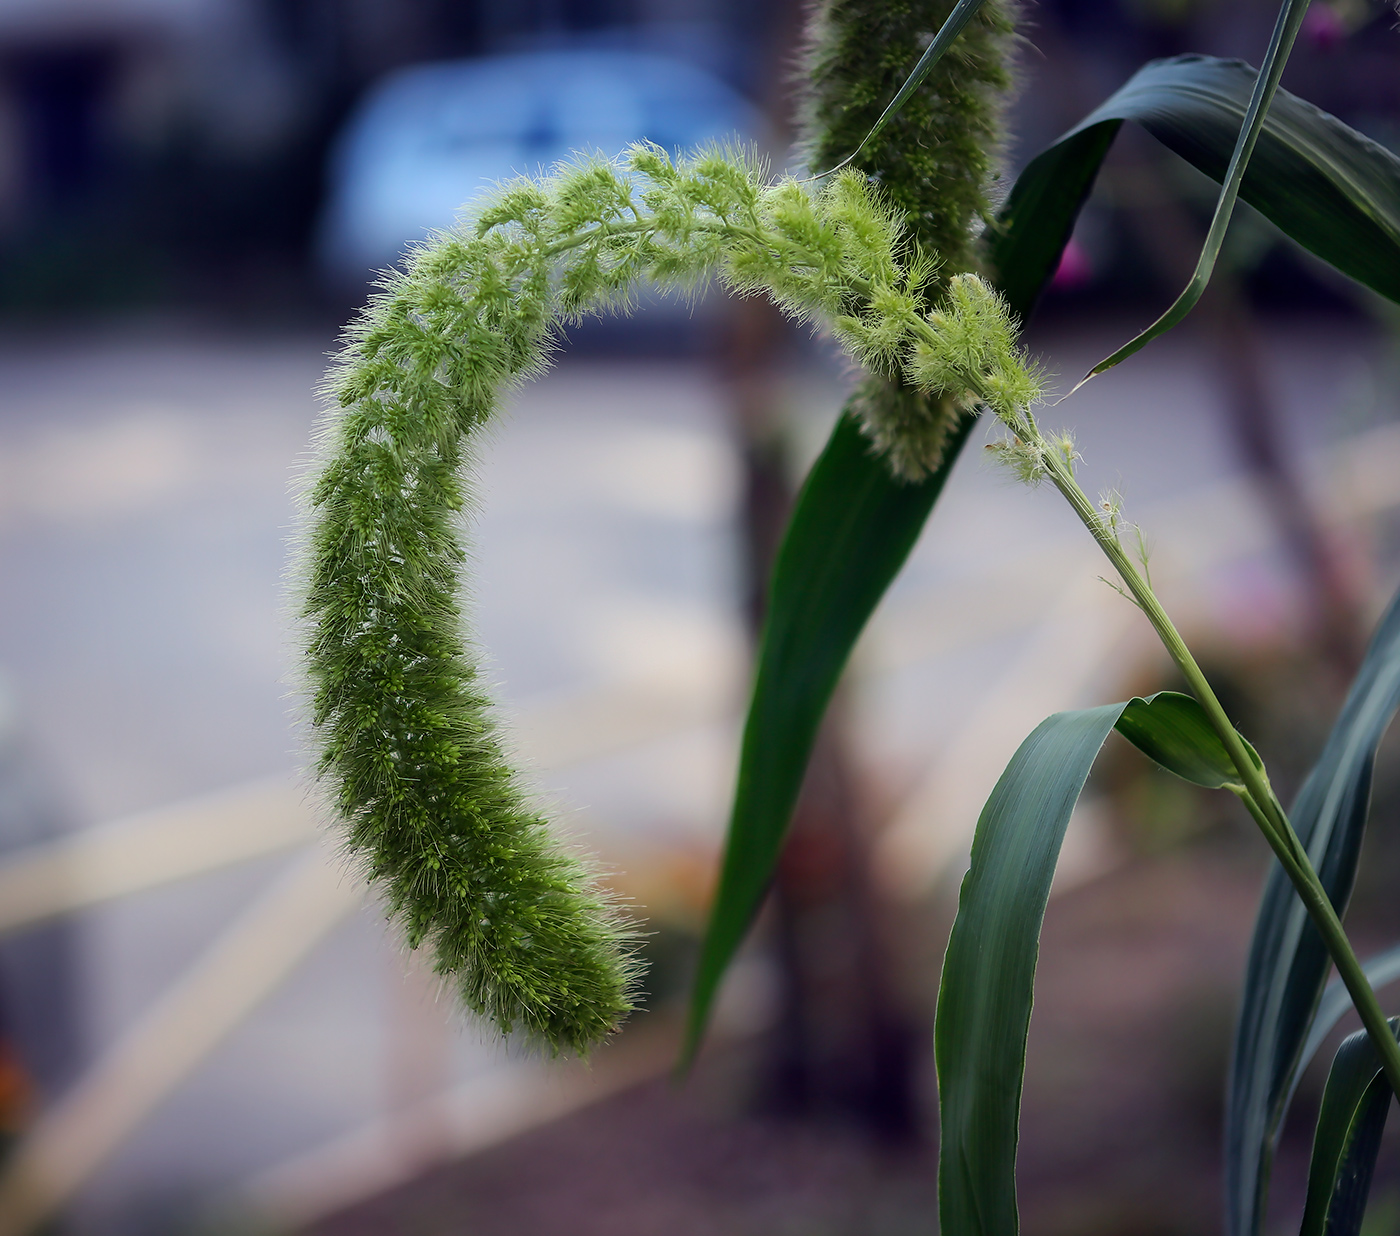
[318,48,759,282]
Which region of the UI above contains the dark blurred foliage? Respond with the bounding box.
[0,0,1392,322]
[0,0,784,320]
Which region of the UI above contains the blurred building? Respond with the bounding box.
[315,48,758,281]
[0,0,1390,314]
[0,0,784,312]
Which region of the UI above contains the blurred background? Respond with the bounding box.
[0,0,1396,1232]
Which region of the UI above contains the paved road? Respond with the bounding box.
[0,314,1389,1231]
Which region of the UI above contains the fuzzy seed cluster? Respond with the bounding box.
[300,142,1036,1054]
[801,0,1020,478]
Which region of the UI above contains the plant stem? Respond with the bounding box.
[1036,443,1400,1097]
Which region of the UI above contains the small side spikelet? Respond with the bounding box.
[298,146,1038,1053]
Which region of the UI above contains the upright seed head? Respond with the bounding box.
[798,0,1023,479]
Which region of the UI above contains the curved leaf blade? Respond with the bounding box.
[1300,1019,1400,1236]
[1115,690,1261,789]
[682,410,972,1062]
[937,701,1131,1236]
[937,689,1265,1233]
[1228,587,1400,1236]
[997,56,1400,316]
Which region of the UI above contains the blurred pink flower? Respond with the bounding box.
[1051,237,1093,291]
[1303,4,1346,52]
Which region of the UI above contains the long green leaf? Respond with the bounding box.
[682,127,1082,1065]
[1228,587,1400,1236]
[689,53,1400,1059]
[1299,1019,1400,1236]
[937,689,1256,1233]
[681,409,971,1063]
[937,702,1129,1236]
[1080,0,1310,385]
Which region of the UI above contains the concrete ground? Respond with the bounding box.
[0,311,1392,1231]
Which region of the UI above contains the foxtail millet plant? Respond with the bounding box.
[299,136,1035,1053]
[298,0,1400,1227]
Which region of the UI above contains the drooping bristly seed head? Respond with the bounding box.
[297,141,1039,1055]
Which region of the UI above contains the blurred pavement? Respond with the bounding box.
[0,313,1392,1228]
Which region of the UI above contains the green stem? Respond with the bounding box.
[1234,774,1400,1093]
[1037,443,1400,1099]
